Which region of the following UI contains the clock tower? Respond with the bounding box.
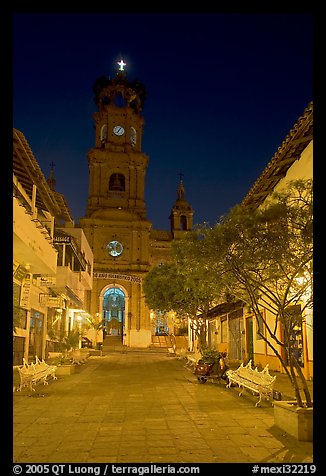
[86,63,147,217]
[79,61,152,348]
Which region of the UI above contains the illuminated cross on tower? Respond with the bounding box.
[117,59,126,71]
[177,172,185,200]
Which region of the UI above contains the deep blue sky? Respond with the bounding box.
[13,12,313,230]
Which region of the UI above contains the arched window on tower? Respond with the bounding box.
[114,92,126,108]
[180,215,187,231]
[109,173,125,192]
[100,125,107,147]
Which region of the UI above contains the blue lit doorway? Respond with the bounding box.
[102,287,125,339]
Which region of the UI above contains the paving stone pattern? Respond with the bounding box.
[13,353,313,464]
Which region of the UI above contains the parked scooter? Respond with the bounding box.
[194,351,228,384]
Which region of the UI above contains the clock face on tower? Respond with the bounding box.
[113,125,125,136]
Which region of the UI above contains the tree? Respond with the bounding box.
[143,262,196,338]
[85,316,104,347]
[143,232,225,351]
[202,179,313,407]
[143,263,186,313]
[61,329,81,352]
[171,232,227,350]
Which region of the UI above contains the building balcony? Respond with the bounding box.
[80,270,92,290]
[51,266,85,308]
[13,197,57,275]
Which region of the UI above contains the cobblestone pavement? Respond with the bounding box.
[13,352,313,464]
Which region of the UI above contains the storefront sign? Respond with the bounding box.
[20,276,31,309]
[93,272,142,284]
[53,235,71,243]
[39,295,64,308]
[46,297,64,308]
[14,265,27,282]
[36,276,56,286]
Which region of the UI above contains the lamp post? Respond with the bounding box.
[76,315,82,348]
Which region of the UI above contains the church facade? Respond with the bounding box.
[79,64,193,348]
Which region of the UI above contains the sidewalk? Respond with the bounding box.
[224,360,313,402]
[270,370,313,402]
[13,352,313,464]
[182,355,313,402]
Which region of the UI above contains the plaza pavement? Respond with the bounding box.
[13,351,314,464]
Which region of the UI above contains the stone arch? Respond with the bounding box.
[100,124,107,143]
[99,283,129,342]
[109,173,125,192]
[180,215,187,230]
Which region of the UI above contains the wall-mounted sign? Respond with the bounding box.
[93,272,142,284]
[36,276,56,287]
[53,235,71,243]
[14,265,27,282]
[39,295,64,308]
[47,297,64,308]
[20,276,31,309]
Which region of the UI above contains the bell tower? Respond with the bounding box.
[86,60,148,218]
[79,60,152,349]
[169,176,194,239]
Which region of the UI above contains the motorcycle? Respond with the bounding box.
[194,351,228,384]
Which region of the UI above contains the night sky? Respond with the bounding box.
[13,12,313,231]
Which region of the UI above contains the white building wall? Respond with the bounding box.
[254,140,313,376]
[274,141,313,189]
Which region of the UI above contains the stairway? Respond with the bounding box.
[101,334,183,353]
[102,335,125,353]
[150,335,172,352]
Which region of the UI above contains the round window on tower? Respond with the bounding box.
[106,240,124,257]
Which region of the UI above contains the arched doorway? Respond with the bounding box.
[102,287,125,339]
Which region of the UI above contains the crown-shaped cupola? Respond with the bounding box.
[92,60,146,153]
[169,177,194,238]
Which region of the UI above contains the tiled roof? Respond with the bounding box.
[13,128,74,223]
[242,101,313,209]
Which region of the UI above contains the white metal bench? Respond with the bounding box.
[185,351,202,369]
[226,360,276,407]
[17,356,57,391]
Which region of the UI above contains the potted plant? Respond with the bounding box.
[52,329,82,375]
[84,316,104,354]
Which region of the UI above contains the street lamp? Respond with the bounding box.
[76,315,82,348]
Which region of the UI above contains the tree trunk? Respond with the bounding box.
[292,357,313,407]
